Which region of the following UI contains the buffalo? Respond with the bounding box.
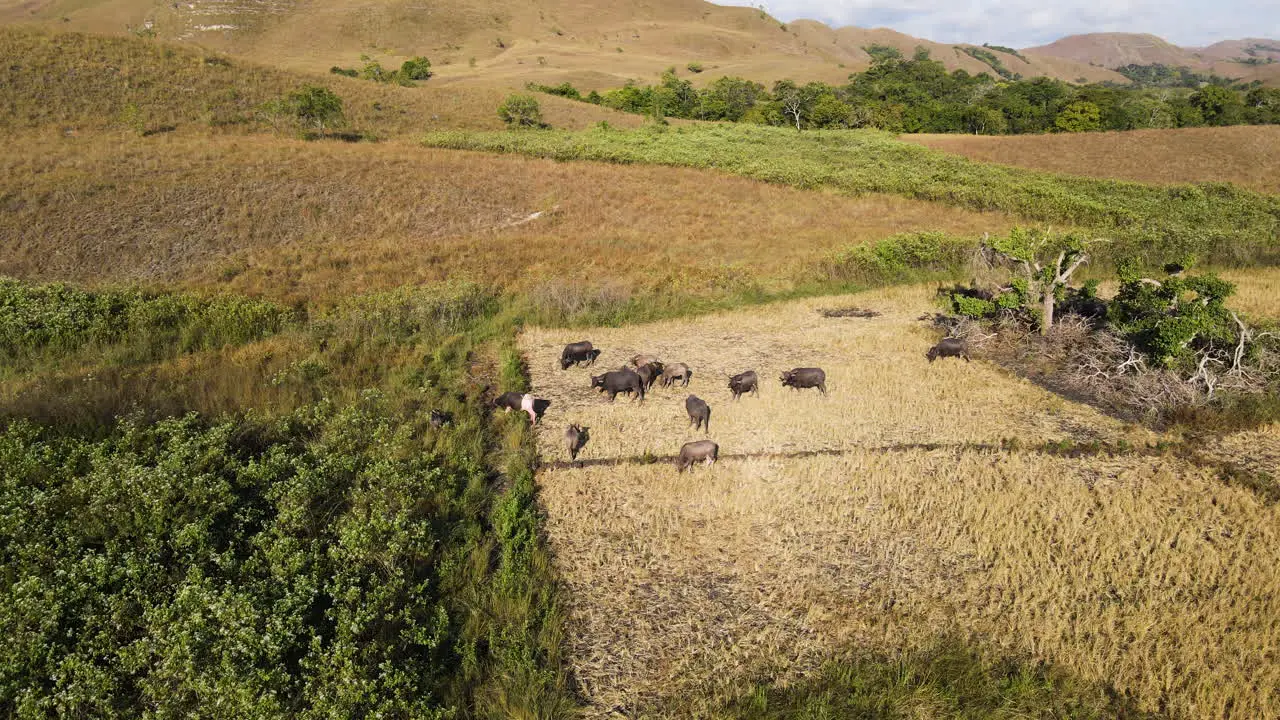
[565,424,589,462]
[631,354,661,368]
[780,367,826,395]
[660,362,692,388]
[493,391,543,423]
[927,337,970,363]
[591,368,646,402]
[727,370,759,400]
[634,361,664,390]
[685,395,711,433]
[560,341,600,370]
[677,440,719,472]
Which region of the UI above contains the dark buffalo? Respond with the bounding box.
[565,424,590,462]
[780,367,826,395]
[494,391,525,412]
[591,368,646,402]
[634,361,664,390]
[727,370,759,400]
[660,362,692,388]
[677,440,719,472]
[560,341,600,370]
[429,410,453,428]
[685,395,711,433]
[927,337,970,363]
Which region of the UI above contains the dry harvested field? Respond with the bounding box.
[1222,266,1280,321]
[520,285,1280,718]
[906,126,1280,196]
[0,130,1014,302]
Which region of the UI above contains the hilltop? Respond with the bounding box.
[1027,32,1280,85]
[2,0,1123,88]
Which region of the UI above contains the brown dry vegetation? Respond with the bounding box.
[520,285,1280,718]
[0,130,1015,303]
[906,126,1280,196]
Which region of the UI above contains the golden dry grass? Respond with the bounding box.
[906,126,1280,196]
[0,26,641,135]
[519,285,1280,718]
[1221,266,1280,320]
[0,130,1015,303]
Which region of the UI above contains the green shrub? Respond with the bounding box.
[284,85,344,131]
[398,56,433,81]
[952,294,997,318]
[687,62,704,73]
[1109,269,1239,367]
[497,94,544,128]
[824,231,976,284]
[328,66,358,77]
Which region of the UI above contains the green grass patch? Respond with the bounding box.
[422,124,1280,267]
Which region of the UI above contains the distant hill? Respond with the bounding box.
[0,0,1123,88]
[1026,32,1280,86]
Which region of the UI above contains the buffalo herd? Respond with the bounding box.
[495,335,969,470]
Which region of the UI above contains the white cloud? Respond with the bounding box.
[712,0,1280,47]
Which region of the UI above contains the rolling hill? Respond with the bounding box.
[1026,32,1280,86]
[1,0,1125,88]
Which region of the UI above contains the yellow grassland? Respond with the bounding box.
[519,284,1280,718]
[906,126,1280,196]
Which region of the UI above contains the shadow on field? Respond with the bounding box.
[540,438,1179,471]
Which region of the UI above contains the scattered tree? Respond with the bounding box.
[498,94,544,127]
[984,228,1094,334]
[286,85,344,132]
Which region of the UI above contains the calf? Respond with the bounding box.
[560,341,600,369]
[660,362,692,388]
[727,370,759,400]
[564,424,589,462]
[926,337,970,363]
[780,367,826,395]
[590,368,646,403]
[677,440,719,472]
[685,395,711,433]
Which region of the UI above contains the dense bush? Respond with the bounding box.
[0,277,291,368]
[0,279,579,717]
[1109,268,1240,367]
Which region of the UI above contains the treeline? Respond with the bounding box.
[530,50,1280,134]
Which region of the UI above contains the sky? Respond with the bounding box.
[713,0,1280,48]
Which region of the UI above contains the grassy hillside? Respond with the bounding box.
[422,124,1280,266]
[0,27,640,135]
[1027,32,1280,87]
[906,126,1280,196]
[0,0,1124,88]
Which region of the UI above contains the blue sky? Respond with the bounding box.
[713,0,1279,48]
